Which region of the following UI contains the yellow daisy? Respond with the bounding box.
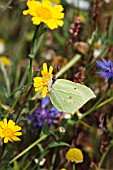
[34,63,53,98]
[0,118,22,143]
[23,0,64,29]
[0,56,11,67]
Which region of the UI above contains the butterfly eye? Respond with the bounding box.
[69,96,72,99]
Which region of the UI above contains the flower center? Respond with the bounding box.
[3,128,13,137]
[42,73,51,86]
[36,7,52,20]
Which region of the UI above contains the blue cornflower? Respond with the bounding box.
[29,97,62,128]
[97,58,113,82]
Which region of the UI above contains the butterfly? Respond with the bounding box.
[49,79,96,113]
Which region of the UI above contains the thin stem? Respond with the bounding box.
[14,85,33,123]
[56,54,81,78]
[72,163,76,170]
[96,96,113,110]
[0,26,40,163]
[81,86,110,119]
[10,134,49,164]
[98,140,113,168]
[0,143,6,162]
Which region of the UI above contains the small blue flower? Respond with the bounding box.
[97,58,113,81]
[29,97,62,128]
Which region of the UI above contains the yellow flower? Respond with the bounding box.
[0,56,11,66]
[34,63,53,98]
[23,0,64,29]
[60,169,66,170]
[0,118,22,143]
[49,0,60,4]
[66,148,83,163]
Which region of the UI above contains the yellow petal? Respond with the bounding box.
[43,63,48,73]
[35,86,43,92]
[14,132,22,136]
[13,125,21,132]
[49,66,53,74]
[0,128,4,137]
[4,137,9,143]
[50,0,60,5]
[11,136,21,141]
[41,86,48,98]
[34,83,43,88]
[34,77,43,82]
[3,118,7,128]
[23,10,29,15]
[8,119,15,128]
[0,121,5,129]
[32,17,41,25]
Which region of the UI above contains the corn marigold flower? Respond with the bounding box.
[0,118,22,143]
[66,148,83,163]
[34,63,53,98]
[97,58,113,82]
[23,0,64,29]
[0,56,11,66]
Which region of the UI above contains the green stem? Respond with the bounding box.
[10,134,49,164]
[81,86,110,119]
[98,140,113,168]
[72,163,76,170]
[56,54,81,78]
[96,96,113,110]
[7,26,39,116]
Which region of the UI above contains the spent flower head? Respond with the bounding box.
[97,58,113,82]
[34,63,53,98]
[23,0,64,29]
[0,118,22,143]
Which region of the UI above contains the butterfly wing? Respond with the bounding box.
[50,79,96,113]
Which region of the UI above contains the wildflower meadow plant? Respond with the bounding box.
[0,118,22,143]
[97,58,113,82]
[34,63,53,98]
[1,0,113,169]
[29,96,61,127]
[23,0,64,29]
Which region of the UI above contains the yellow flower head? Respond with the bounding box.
[66,148,83,163]
[0,118,22,143]
[0,56,11,66]
[23,0,64,29]
[34,63,53,98]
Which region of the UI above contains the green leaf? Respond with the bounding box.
[48,141,70,148]
[50,79,96,113]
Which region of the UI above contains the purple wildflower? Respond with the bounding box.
[97,58,113,81]
[29,97,62,128]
